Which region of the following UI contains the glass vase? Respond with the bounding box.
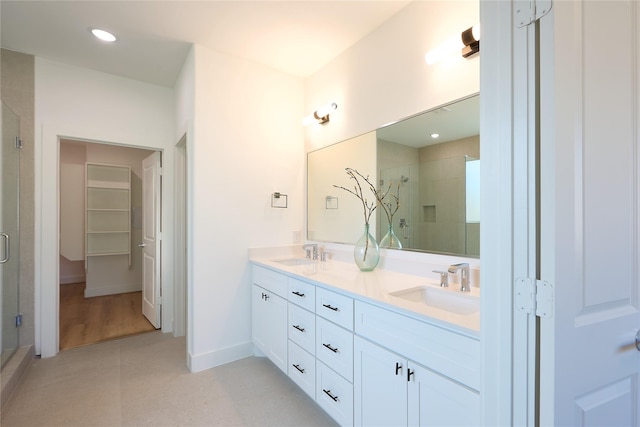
[354,224,380,271]
[379,224,403,249]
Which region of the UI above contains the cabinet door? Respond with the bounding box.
[251,284,288,373]
[408,362,479,427]
[354,336,408,427]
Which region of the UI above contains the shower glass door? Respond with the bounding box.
[1,101,20,367]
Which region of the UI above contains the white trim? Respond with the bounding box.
[187,341,253,373]
[35,123,175,357]
[480,0,536,424]
[173,135,187,337]
[84,284,142,298]
[59,275,85,285]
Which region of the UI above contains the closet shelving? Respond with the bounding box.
[85,163,131,266]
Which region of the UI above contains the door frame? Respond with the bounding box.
[174,134,187,337]
[36,125,177,357]
[480,1,538,424]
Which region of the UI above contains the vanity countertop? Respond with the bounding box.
[251,256,480,336]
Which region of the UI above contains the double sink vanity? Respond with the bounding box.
[250,249,480,426]
[252,93,483,425]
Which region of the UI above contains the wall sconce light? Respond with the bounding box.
[461,25,480,58]
[303,102,338,126]
[425,24,480,64]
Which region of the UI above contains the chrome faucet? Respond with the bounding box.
[432,270,449,287]
[448,263,471,292]
[302,243,318,260]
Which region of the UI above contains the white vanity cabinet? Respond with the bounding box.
[354,336,479,426]
[287,278,316,399]
[354,336,408,426]
[251,266,288,373]
[250,261,480,427]
[315,287,355,426]
[354,300,480,426]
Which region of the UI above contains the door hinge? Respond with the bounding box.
[15,136,23,149]
[158,167,163,176]
[516,277,553,318]
[15,314,22,327]
[515,0,552,28]
[157,296,162,305]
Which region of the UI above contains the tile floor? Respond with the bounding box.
[1,331,337,426]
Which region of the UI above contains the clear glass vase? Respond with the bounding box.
[379,224,402,249]
[354,224,380,271]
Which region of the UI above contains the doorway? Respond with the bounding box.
[58,139,160,349]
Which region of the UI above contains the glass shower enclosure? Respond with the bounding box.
[1,101,21,367]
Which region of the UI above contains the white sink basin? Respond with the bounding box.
[390,286,480,315]
[273,258,314,267]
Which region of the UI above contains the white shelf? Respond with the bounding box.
[85,163,131,265]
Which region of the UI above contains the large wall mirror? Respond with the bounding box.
[307,94,479,257]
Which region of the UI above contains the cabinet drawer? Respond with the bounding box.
[316,317,353,382]
[288,341,315,399]
[252,265,287,297]
[288,303,315,354]
[354,301,480,391]
[288,278,315,311]
[316,361,354,427]
[316,287,354,330]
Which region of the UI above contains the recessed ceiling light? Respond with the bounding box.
[430,133,440,139]
[91,28,117,42]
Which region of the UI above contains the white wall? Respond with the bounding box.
[173,48,194,341]
[304,0,479,151]
[182,45,305,371]
[304,0,480,276]
[34,58,176,357]
[59,142,86,262]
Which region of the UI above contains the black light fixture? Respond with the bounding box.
[461,25,480,58]
[425,24,480,64]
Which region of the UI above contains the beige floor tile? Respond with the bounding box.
[2,332,337,427]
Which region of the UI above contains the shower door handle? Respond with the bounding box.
[0,232,9,264]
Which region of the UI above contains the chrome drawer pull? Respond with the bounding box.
[292,291,305,297]
[323,389,339,402]
[0,232,9,264]
[322,303,339,312]
[293,324,305,332]
[322,343,339,353]
[293,364,305,374]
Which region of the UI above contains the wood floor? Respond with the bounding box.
[59,282,156,350]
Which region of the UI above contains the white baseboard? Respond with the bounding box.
[187,341,253,373]
[84,283,142,298]
[60,274,85,285]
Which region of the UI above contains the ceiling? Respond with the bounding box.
[1,0,411,87]
[377,94,479,148]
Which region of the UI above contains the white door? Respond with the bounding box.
[539,1,640,423]
[141,152,161,328]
